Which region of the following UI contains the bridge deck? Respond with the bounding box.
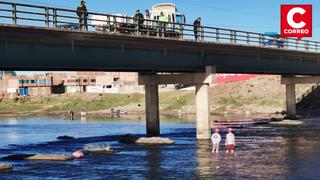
[1,24,320,74]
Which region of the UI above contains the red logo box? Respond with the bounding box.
[281,5,312,40]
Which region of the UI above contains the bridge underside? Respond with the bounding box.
[1,25,320,75]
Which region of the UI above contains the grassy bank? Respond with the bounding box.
[0,76,315,115]
[0,94,144,113]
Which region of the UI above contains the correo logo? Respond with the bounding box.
[281,5,312,40]
[287,7,306,28]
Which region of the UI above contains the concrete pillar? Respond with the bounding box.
[195,83,211,139]
[286,83,296,119]
[145,84,160,137]
[139,66,215,139]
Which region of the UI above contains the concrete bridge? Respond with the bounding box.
[1,2,320,139]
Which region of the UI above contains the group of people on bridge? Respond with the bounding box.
[76,1,202,40]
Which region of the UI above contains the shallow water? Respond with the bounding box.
[0,116,319,179]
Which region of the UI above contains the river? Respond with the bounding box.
[0,116,319,179]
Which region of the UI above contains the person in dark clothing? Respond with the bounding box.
[134,9,144,33]
[77,0,88,30]
[193,17,201,40]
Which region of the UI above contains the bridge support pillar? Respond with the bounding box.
[281,75,320,118]
[195,83,211,139]
[145,83,160,137]
[285,83,296,119]
[281,75,296,119]
[139,66,215,139]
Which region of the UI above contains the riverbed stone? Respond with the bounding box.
[0,164,13,170]
[270,120,303,125]
[57,135,75,140]
[3,154,74,161]
[135,137,175,144]
[84,144,121,154]
[119,136,175,144]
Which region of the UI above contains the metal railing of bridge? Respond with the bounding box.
[0,1,320,53]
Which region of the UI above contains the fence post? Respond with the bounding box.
[200,26,204,41]
[216,29,220,42]
[81,11,85,30]
[295,39,298,50]
[53,9,57,28]
[230,30,233,43]
[246,32,250,44]
[12,3,17,25]
[316,42,318,52]
[305,41,309,51]
[107,16,110,32]
[135,16,139,35]
[45,7,49,27]
[259,34,262,46]
[284,38,288,49]
[113,16,117,32]
[162,23,165,38]
[233,31,237,43]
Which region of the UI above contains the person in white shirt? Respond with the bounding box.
[80,108,86,117]
[211,128,221,154]
[225,127,235,154]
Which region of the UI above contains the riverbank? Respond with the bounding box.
[0,76,315,117]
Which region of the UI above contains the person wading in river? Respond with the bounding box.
[211,128,221,154]
[225,127,235,154]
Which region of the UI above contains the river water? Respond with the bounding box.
[0,116,319,179]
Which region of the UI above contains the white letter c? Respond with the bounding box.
[287,7,306,29]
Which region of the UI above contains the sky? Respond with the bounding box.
[2,0,320,75]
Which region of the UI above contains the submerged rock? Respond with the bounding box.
[57,135,75,140]
[136,137,175,144]
[270,120,303,125]
[135,137,175,144]
[2,154,74,161]
[118,136,139,144]
[83,144,121,154]
[0,163,13,170]
[119,135,175,145]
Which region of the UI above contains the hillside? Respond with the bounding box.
[0,75,315,116]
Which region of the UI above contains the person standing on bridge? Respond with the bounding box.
[77,0,88,31]
[158,11,168,37]
[211,128,221,154]
[225,127,236,154]
[144,9,152,35]
[134,9,144,34]
[193,17,201,41]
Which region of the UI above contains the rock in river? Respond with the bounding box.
[57,135,75,140]
[119,136,175,145]
[0,163,13,170]
[135,137,175,144]
[2,154,74,161]
[270,120,303,125]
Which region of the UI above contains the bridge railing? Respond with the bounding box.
[0,1,319,53]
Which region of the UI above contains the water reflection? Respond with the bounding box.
[7,119,17,125]
[80,116,86,123]
[196,140,217,177]
[147,146,162,179]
